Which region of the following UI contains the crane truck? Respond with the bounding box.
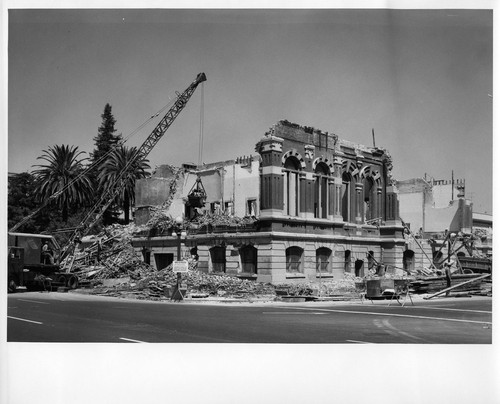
[7,72,207,292]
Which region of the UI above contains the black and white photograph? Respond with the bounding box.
[2,2,497,404]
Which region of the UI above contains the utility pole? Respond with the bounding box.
[451,170,454,200]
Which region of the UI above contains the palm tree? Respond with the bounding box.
[98,146,150,224]
[32,145,93,222]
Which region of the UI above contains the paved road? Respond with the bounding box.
[7,292,492,343]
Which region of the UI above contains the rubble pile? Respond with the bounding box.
[68,224,154,281]
[275,275,362,298]
[190,211,257,229]
[87,260,276,301]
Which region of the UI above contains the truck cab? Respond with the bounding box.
[7,232,61,292]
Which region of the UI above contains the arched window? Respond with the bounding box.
[240,245,257,274]
[363,176,377,223]
[314,163,330,219]
[354,259,364,277]
[283,157,300,216]
[344,250,352,273]
[316,247,332,273]
[210,246,226,273]
[341,173,353,222]
[367,250,375,272]
[286,246,303,273]
[403,250,415,273]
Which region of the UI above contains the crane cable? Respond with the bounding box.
[198,82,205,166]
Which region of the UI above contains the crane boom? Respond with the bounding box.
[61,72,207,261]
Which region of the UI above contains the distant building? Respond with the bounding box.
[396,175,492,272]
[397,175,471,237]
[132,120,406,284]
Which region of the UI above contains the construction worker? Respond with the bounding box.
[41,241,54,265]
[444,260,453,296]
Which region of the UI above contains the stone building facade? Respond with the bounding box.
[132,120,407,284]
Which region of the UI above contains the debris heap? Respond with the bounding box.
[67,223,153,282]
[86,260,276,301]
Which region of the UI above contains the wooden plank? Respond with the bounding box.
[423,274,491,300]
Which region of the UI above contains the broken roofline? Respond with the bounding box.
[263,119,388,155]
[179,155,260,173]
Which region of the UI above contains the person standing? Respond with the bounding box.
[444,260,452,296]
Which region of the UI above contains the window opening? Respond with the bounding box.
[342,173,352,222]
[283,157,300,216]
[286,246,303,273]
[240,245,257,274]
[344,250,352,273]
[210,246,226,273]
[354,259,364,277]
[316,247,332,272]
[246,199,257,217]
[314,163,330,219]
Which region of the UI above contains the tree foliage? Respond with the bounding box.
[91,103,122,165]
[8,172,41,232]
[9,102,152,239]
[32,144,93,222]
[98,146,150,224]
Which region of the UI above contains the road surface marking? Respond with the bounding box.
[18,299,50,305]
[7,316,43,325]
[378,318,427,342]
[416,306,492,314]
[346,340,374,344]
[119,337,148,343]
[278,307,492,325]
[262,312,326,315]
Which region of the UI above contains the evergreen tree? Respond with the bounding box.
[91,103,122,165]
[90,103,123,225]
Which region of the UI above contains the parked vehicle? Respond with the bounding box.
[7,232,79,292]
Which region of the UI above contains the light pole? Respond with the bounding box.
[171,216,186,301]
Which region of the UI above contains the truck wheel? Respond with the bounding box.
[57,275,67,286]
[8,278,18,293]
[68,276,79,289]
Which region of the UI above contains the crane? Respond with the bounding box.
[60,72,207,265]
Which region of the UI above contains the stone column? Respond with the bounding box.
[376,186,383,223]
[355,182,364,224]
[333,157,344,221]
[385,185,399,224]
[328,178,335,220]
[257,135,284,217]
[299,172,307,218]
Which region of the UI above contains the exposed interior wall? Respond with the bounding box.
[432,182,454,208]
[135,177,175,207]
[424,199,467,233]
[227,158,260,216]
[398,192,424,232]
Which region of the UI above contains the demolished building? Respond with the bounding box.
[132,120,406,285]
[397,175,492,276]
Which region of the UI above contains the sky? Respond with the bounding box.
[6,8,493,214]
